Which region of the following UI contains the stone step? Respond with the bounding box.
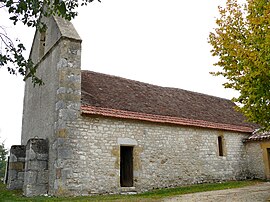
[120,187,137,195]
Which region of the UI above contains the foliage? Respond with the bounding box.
[0,141,8,179]
[209,0,270,130]
[0,0,100,86]
[0,180,263,201]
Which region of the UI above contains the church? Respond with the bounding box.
[5,16,270,196]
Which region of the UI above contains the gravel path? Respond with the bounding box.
[163,182,270,202]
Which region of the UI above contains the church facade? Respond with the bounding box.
[6,16,270,196]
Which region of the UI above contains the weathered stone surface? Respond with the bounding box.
[7,145,26,190]
[117,138,138,146]
[9,162,24,171]
[48,116,251,196]
[25,151,35,162]
[7,170,17,181]
[24,184,49,197]
[36,153,49,161]
[245,141,270,179]
[27,160,48,171]
[58,149,73,159]
[23,138,49,196]
[24,171,37,184]
[8,180,24,190]
[37,170,49,184]
[28,139,49,154]
[10,145,26,158]
[17,172,25,180]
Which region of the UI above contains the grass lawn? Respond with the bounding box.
[0,180,262,202]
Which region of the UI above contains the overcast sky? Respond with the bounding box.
[0,0,237,149]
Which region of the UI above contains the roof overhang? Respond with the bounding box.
[244,131,270,142]
[81,105,254,133]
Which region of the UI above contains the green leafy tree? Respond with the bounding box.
[0,141,8,179]
[209,0,270,130]
[0,0,100,85]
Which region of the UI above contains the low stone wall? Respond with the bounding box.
[23,138,49,197]
[7,145,26,190]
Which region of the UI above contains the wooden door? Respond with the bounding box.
[120,146,133,187]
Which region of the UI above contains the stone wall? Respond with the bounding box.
[21,16,81,145]
[245,142,265,179]
[245,141,270,179]
[22,17,57,145]
[7,145,26,190]
[21,42,59,145]
[51,37,81,196]
[19,16,82,196]
[53,115,250,195]
[23,139,49,196]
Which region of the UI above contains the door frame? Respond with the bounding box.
[120,145,134,187]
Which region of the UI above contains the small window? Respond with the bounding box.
[218,136,224,156]
[39,31,46,58]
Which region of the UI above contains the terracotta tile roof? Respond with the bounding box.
[244,130,270,142]
[81,70,257,133]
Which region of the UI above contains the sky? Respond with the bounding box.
[0,0,238,150]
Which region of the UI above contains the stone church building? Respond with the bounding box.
[6,16,270,196]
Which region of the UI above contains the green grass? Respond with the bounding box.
[0,180,263,202]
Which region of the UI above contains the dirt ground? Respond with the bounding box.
[163,182,270,202]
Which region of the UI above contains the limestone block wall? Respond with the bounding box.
[245,141,270,179]
[23,36,81,196]
[20,15,82,196]
[21,16,81,145]
[23,139,49,197]
[7,145,26,190]
[50,38,81,196]
[54,116,250,195]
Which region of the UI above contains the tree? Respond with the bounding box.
[0,0,100,85]
[0,141,8,180]
[209,0,270,130]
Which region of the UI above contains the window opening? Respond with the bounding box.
[218,136,224,156]
[39,31,46,58]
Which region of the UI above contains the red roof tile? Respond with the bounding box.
[81,105,254,133]
[81,70,257,133]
